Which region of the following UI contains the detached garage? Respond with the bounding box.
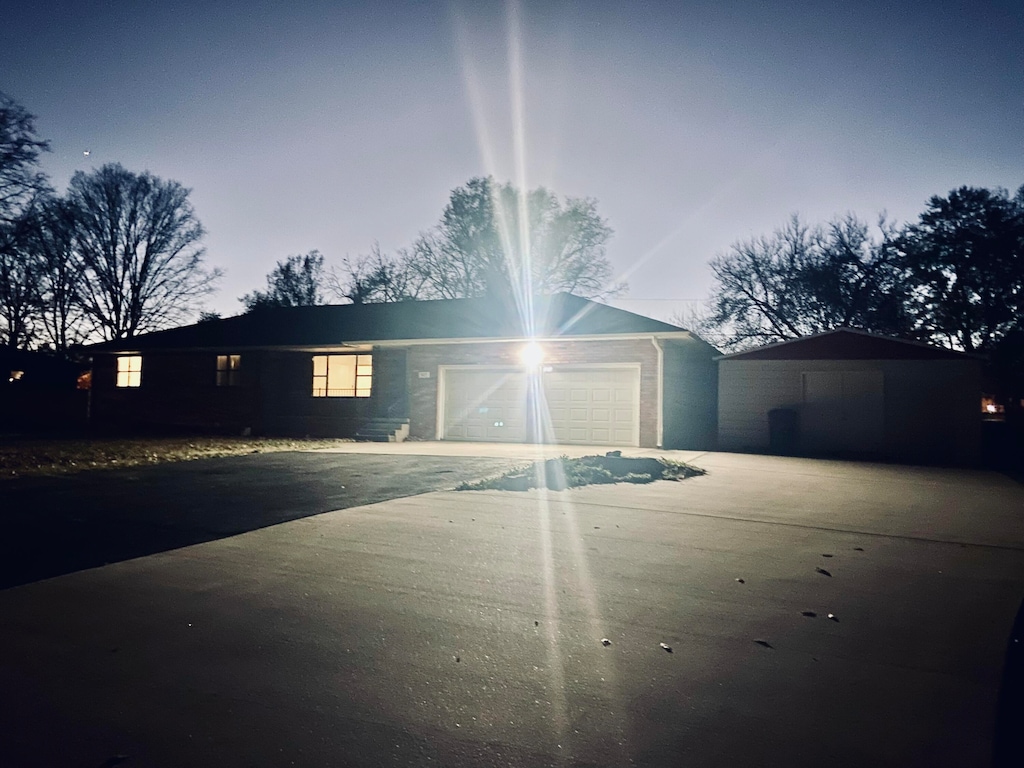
[717,329,983,465]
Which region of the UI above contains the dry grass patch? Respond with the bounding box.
[0,436,354,479]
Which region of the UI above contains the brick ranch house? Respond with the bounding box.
[86,294,719,449]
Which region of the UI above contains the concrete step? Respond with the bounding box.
[355,418,410,443]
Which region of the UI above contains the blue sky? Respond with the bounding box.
[3,0,1022,321]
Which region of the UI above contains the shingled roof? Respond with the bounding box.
[718,328,974,361]
[88,294,689,352]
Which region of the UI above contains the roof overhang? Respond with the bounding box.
[92,331,698,355]
[715,327,982,362]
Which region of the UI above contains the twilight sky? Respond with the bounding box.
[3,0,1022,322]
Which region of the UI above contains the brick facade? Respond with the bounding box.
[91,350,373,436]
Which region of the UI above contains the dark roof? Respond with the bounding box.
[88,294,687,352]
[719,328,975,361]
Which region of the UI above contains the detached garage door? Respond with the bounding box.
[802,370,884,453]
[442,366,640,446]
[443,369,527,442]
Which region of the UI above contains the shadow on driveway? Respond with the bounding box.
[0,451,514,590]
[994,593,1024,767]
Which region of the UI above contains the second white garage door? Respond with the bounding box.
[542,368,640,445]
[442,366,640,446]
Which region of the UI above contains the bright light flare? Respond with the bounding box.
[520,341,544,367]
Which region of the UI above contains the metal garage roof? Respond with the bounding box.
[717,328,976,361]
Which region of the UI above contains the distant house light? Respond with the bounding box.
[981,396,1005,420]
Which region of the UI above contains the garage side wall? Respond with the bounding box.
[662,339,718,449]
[406,339,661,447]
[718,358,982,465]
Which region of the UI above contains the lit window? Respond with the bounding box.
[216,354,242,386]
[116,356,142,387]
[312,354,372,397]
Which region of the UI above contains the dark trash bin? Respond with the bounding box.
[768,408,799,455]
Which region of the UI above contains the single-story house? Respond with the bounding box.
[86,294,719,449]
[717,328,983,465]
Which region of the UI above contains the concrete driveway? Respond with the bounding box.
[1,447,1022,767]
[0,451,519,589]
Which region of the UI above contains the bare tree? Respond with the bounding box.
[703,214,911,352]
[333,177,623,303]
[328,243,423,304]
[0,92,51,225]
[0,93,51,348]
[409,177,622,300]
[66,163,219,340]
[0,208,41,348]
[241,250,326,311]
[26,196,91,350]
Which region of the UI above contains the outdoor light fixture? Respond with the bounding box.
[520,341,543,368]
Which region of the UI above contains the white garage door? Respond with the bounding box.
[442,366,640,446]
[543,368,640,446]
[443,369,527,442]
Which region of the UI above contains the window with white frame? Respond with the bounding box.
[216,354,242,386]
[312,354,372,397]
[116,356,142,387]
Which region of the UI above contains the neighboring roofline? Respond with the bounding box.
[88,330,700,356]
[715,327,982,361]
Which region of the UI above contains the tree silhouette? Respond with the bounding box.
[0,93,51,348]
[332,177,622,303]
[898,185,1024,352]
[241,250,327,311]
[701,214,910,351]
[66,163,219,340]
[0,91,50,225]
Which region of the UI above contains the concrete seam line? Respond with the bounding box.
[522,496,1024,553]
